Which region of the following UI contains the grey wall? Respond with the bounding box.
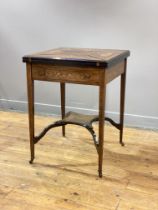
[0,0,158,129]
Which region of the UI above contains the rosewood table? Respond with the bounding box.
[23,48,130,177]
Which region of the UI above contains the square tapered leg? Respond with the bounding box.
[27,63,35,164]
[60,82,66,137]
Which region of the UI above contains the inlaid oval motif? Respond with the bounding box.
[80,73,91,80]
[38,69,45,76]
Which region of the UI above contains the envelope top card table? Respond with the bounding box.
[23,47,130,177]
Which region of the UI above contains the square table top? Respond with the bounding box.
[23,48,130,67]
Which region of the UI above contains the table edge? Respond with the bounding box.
[22,50,130,68]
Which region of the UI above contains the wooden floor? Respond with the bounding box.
[0,111,158,210]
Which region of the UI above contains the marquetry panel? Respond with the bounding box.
[32,64,103,85]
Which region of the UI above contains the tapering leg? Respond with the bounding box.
[60,82,66,136]
[26,63,35,164]
[120,59,127,146]
[98,82,106,178]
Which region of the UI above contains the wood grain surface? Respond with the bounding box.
[0,111,158,210]
[23,48,130,67]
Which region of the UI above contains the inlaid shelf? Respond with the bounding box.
[34,111,124,156]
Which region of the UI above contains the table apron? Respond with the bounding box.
[106,61,125,84]
[31,64,103,85]
[31,61,125,85]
